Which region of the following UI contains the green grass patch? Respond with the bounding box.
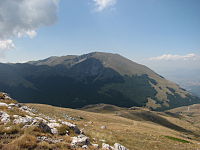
[164,136,190,143]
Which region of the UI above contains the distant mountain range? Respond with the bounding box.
[0,52,199,110]
[155,69,200,98]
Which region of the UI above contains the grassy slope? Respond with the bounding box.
[168,104,200,129]
[27,103,200,150]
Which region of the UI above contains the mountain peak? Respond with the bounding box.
[0,52,199,110]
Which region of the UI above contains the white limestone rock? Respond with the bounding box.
[47,122,60,128]
[8,103,16,107]
[37,136,63,143]
[102,143,114,150]
[101,126,107,129]
[0,102,8,107]
[13,115,33,124]
[114,143,129,150]
[0,111,10,123]
[51,128,58,135]
[34,117,48,123]
[62,121,81,134]
[82,145,88,149]
[71,134,90,147]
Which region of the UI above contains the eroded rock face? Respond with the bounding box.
[0,111,10,124]
[71,134,90,147]
[114,143,129,150]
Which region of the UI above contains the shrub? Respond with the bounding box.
[164,136,190,143]
[57,125,69,136]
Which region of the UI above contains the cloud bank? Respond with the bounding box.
[149,53,200,61]
[93,0,117,11]
[0,40,15,50]
[0,0,59,51]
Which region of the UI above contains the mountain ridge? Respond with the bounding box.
[0,52,199,110]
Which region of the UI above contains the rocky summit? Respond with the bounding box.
[0,92,128,150]
[0,52,199,110]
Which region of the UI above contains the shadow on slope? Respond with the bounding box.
[119,111,196,135]
[82,104,199,137]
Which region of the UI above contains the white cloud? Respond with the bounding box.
[93,0,117,11]
[0,0,59,48]
[149,53,200,61]
[0,40,15,50]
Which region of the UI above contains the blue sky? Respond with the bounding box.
[0,0,200,67]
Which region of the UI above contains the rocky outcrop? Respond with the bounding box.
[38,122,52,133]
[0,92,130,150]
[13,115,34,124]
[62,121,81,134]
[0,92,12,100]
[71,134,90,147]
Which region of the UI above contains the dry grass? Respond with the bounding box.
[0,124,22,135]
[1,101,200,150]
[57,125,70,136]
[0,99,17,104]
[26,103,200,150]
[2,134,37,150]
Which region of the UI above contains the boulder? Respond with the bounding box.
[51,128,58,134]
[0,102,8,107]
[38,122,52,133]
[101,126,107,129]
[114,143,129,150]
[71,134,90,147]
[82,145,88,149]
[0,111,10,123]
[102,143,114,150]
[47,122,61,135]
[8,103,16,107]
[62,121,81,134]
[47,122,60,128]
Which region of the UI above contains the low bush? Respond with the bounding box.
[164,136,190,143]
